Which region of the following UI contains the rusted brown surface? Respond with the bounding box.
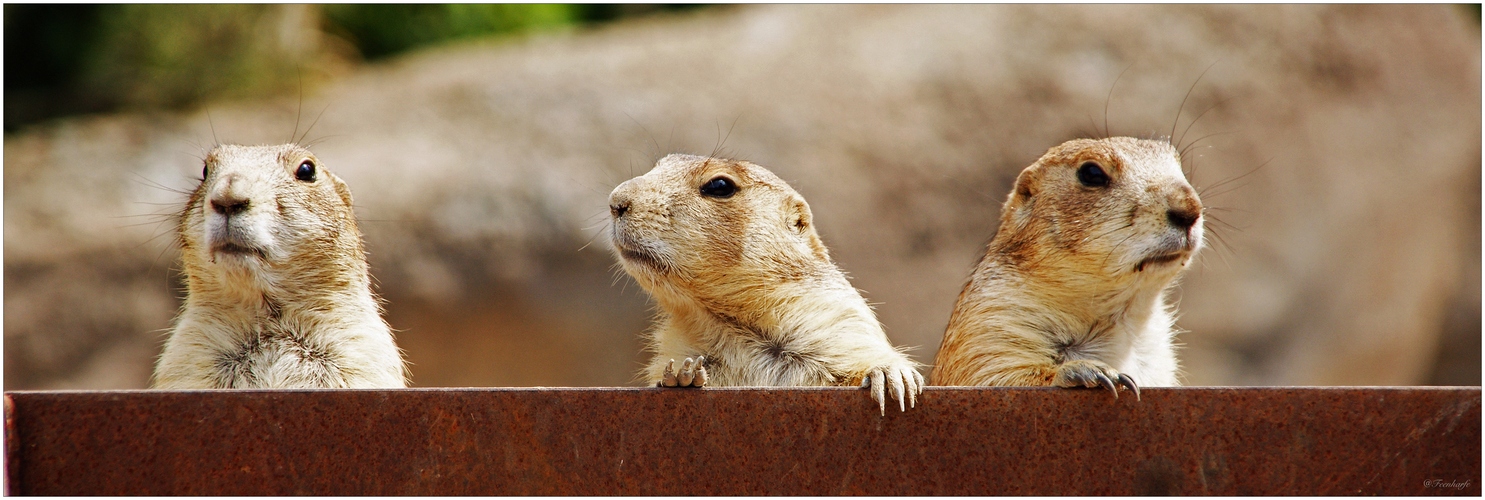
[4,394,16,496]
[4,387,1479,495]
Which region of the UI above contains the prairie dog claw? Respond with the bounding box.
[661,360,678,386]
[861,365,924,415]
[1053,359,1139,400]
[1116,373,1140,400]
[1095,372,1118,398]
[657,356,707,388]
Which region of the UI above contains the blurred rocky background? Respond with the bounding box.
[4,4,1479,390]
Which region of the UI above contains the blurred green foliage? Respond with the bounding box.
[324,4,581,60]
[85,5,310,109]
[4,4,703,132]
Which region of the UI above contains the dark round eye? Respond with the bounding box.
[201,163,209,180]
[699,176,736,198]
[1076,161,1109,188]
[295,160,317,182]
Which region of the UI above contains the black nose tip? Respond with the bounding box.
[610,201,629,218]
[211,198,250,216]
[1167,208,1200,229]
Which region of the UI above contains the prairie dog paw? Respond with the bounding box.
[1052,359,1139,400]
[860,364,924,415]
[658,357,708,388]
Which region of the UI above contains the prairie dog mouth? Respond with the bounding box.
[620,248,661,266]
[207,211,272,261]
[1134,252,1187,272]
[1132,229,1201,272]
[612,236,671,273]
[212,241,267,260]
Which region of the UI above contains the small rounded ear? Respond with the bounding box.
[787,196,831,261]
[787,197,812,234]
[1013,166,1039,199]
[330,173,354,207]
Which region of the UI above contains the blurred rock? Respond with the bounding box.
[5,4,1478,389]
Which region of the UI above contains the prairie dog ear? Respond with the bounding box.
[1013,165,1039,199]
[786,195,831,261]
[330,172,354,207]
[786,196,813,234]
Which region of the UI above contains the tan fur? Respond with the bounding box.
[152,144,407,389]
[932,137,1203,391]
[610,154,923,413]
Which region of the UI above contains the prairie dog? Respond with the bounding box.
[931,137,1204,396]
[152,144,407,389]
[609,154,923,414]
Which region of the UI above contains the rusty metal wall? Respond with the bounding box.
[4,387,1479,495]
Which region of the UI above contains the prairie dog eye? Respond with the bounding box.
[699,176,737,198]
[295,160,317,182]
[1076,161,1110,188]
[202,163,209,180]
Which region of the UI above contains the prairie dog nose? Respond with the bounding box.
[209,174,251,216]
[1166,207,1200,229]
[609,178,645,218]
[1163,183,1202,230]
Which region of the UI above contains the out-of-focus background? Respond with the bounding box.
[4,4,1479,390]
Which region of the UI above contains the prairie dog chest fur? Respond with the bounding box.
[152,143,406,389]
[609,153,922,413]
[932,137,1204,393]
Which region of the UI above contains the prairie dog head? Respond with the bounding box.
[996,137,1203,281]
[608,154,829,307]
[180,144,363,295]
